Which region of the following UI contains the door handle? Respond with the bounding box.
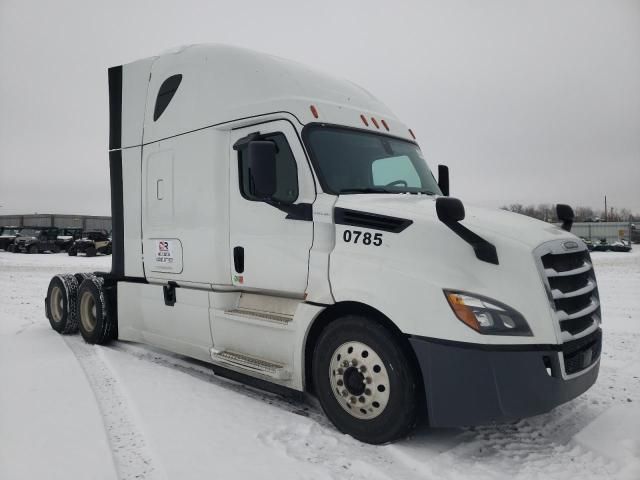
[233,246,244,273]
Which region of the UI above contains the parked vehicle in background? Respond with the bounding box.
[631,224,639,244]
[591,238,610,252]
[580,237,594,251]
[14,227,60,253]
[0,226,21,251]
[68,230,112,257]
[610,239,632,252]
[56,228,84,252]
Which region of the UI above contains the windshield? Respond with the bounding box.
[19,228,40,237]
[1,228,20,236]
[304,126,441,195]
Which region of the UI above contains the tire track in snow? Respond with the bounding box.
[64,336,164,480]
[70,333,639,480]
[106,342,424,480]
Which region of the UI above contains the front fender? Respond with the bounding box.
[329,221,558,345]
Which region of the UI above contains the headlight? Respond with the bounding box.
[443,290,532,336]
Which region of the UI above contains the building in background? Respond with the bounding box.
[0,214,111,232]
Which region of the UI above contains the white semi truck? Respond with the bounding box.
[45,45,602,444]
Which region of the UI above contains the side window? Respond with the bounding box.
[238,133,299,204]
[372,155,421,188]
[153,74,182,121]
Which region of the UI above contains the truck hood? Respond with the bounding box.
[334,194,575,250]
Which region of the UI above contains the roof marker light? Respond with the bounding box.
[371,117,379,129]
[360,114,369,126]
[310,105,319,119]
[381,119,389,131]
[408,128,416,139]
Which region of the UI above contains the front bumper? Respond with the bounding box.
[15,241,32,251]
[409,329,601,427]
[75,242,94,252]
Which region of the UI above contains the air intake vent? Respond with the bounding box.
[334,208,413,233]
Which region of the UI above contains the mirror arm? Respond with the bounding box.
[265,200,313,221]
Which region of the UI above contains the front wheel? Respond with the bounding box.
[28,244,39,254]
[312,316,421,444]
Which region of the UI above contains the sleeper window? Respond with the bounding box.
[153,74,182,121]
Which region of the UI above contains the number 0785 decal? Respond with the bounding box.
[342,229,383,246]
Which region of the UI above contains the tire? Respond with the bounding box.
[7,244,15,253]
[28,244,38,254]
[73,272,94,285]
[45,274,80,334]
[77,276,115,344]
[85,246,97,257]
[312,316,421,444]
[68,245,77,256]
[52,244,61,253]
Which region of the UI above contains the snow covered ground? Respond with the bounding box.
[1,250,639,480]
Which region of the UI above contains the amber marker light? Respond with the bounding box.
[380,119,389,131]
[371,117,379,129]
[408,128,416,139]
[310,105,319,118]
[360,114,369,126]
[445,292,481,332]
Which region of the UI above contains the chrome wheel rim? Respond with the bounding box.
[50,286,63,323]
[80,291,97,333]
[329,341,390,419]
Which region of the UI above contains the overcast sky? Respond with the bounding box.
[1,0,638,216]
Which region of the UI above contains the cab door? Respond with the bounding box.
[229,120,315,296]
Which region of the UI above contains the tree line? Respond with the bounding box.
[500,204,638,222]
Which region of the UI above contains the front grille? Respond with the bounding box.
[541,250,589,272]
[554,293,593,316]
[561,316,595,335]
[548,270,591,293]
[562,328,602,375]
[537,242,602,375]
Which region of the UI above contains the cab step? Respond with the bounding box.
[210,349,291,380]
[223,307,293,325]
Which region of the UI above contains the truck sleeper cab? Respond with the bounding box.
[45,45,602,444]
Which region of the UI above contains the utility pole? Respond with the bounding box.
[604,195,607,222]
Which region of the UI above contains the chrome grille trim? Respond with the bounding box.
[551,280,596,299]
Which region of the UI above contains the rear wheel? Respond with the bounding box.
[85,246,97,257]
[74,272,93,285]
[7,244,15,253]
[45,274,80,334]
[28,244,38,254]
[78,276,115,344]
[312,315,421,444]
[68,245,77,256]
